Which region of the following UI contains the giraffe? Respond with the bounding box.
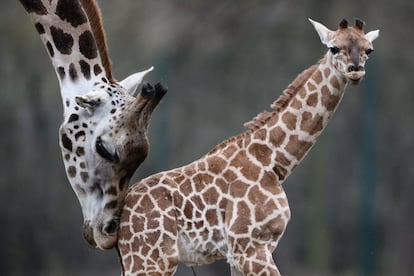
[19,0,167,250]
[117,18,379,275]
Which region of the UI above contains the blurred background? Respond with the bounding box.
[1,0,413,275]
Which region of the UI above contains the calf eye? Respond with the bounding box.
[96,137,120,163]
[365,48,374,55]
[329,46,340,55]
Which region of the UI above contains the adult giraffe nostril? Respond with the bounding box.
[82,222,96,246]
[103,219,119,235]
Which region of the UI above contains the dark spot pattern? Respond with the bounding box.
[46,41,54,57]
[34,23,45,34]
[76,147,85,157]
[104,200,118,210]
[79,60,91,80]
[68,113,79,123]
[119,176,129,190]
[58,67,65,80]
[55,0,87,27]
[80,172,89,183]
[61,133,72,152]
[69,63,78,81]
[67,166,77,178]
[75,130,86,141]
[19,0,47,15]
[79,31,98,59]
[106,186,118,196]
[90,182,103,198]
[94,64,102,76]
[50,26,73,55]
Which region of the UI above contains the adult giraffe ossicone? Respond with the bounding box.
[118,18,379,275]
[19,0,167,249]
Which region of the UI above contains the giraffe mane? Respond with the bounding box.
[208,62,319,155]
[80,0,114,82]
[244,63,319,130]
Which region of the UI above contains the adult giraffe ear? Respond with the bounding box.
[75,91,106,115]
[309,18,334,47]
[365,30,380,43]
[119,66,154,96]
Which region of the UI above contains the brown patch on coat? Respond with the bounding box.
[248,143,272,167]
[222,144,237,159]
[291,98,303,110]
[230,180,249,198]
[273,164,288,181]
[313,69,323,84]
[204,187,219,205]
[306,93,318,107]
[321,85,341,111]
[260,171,280,194]
[269,126,287,147]
[275,151,291,167]
[330,76,341,90]
[207,156,227,175]
[324,67,331,78]
[282,112,297,130]
[300,111,324,135]
[254,129,267,140]
[284,135,313,161]
[307,82,316,93]
[230,150,261,181]
[230,201,251,234]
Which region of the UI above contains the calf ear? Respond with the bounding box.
[119,67,154,96]
[309,18,334,47]
[365,30,379,43]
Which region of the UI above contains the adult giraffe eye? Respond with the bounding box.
[329,46,340,55]
[96,137,120,163]
[365,48,374,55]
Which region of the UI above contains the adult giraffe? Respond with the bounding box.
[117,18,379,275]
[19,0,167,249]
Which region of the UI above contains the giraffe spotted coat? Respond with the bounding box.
[118,18,379,275]
[19,0,166,250]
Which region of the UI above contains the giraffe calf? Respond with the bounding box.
[118,18,379,276]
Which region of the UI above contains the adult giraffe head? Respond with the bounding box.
[19,0,167,249]
[309,18,379,84]
[69,81,167,250]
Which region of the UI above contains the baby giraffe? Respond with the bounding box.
[118,18,379,275]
